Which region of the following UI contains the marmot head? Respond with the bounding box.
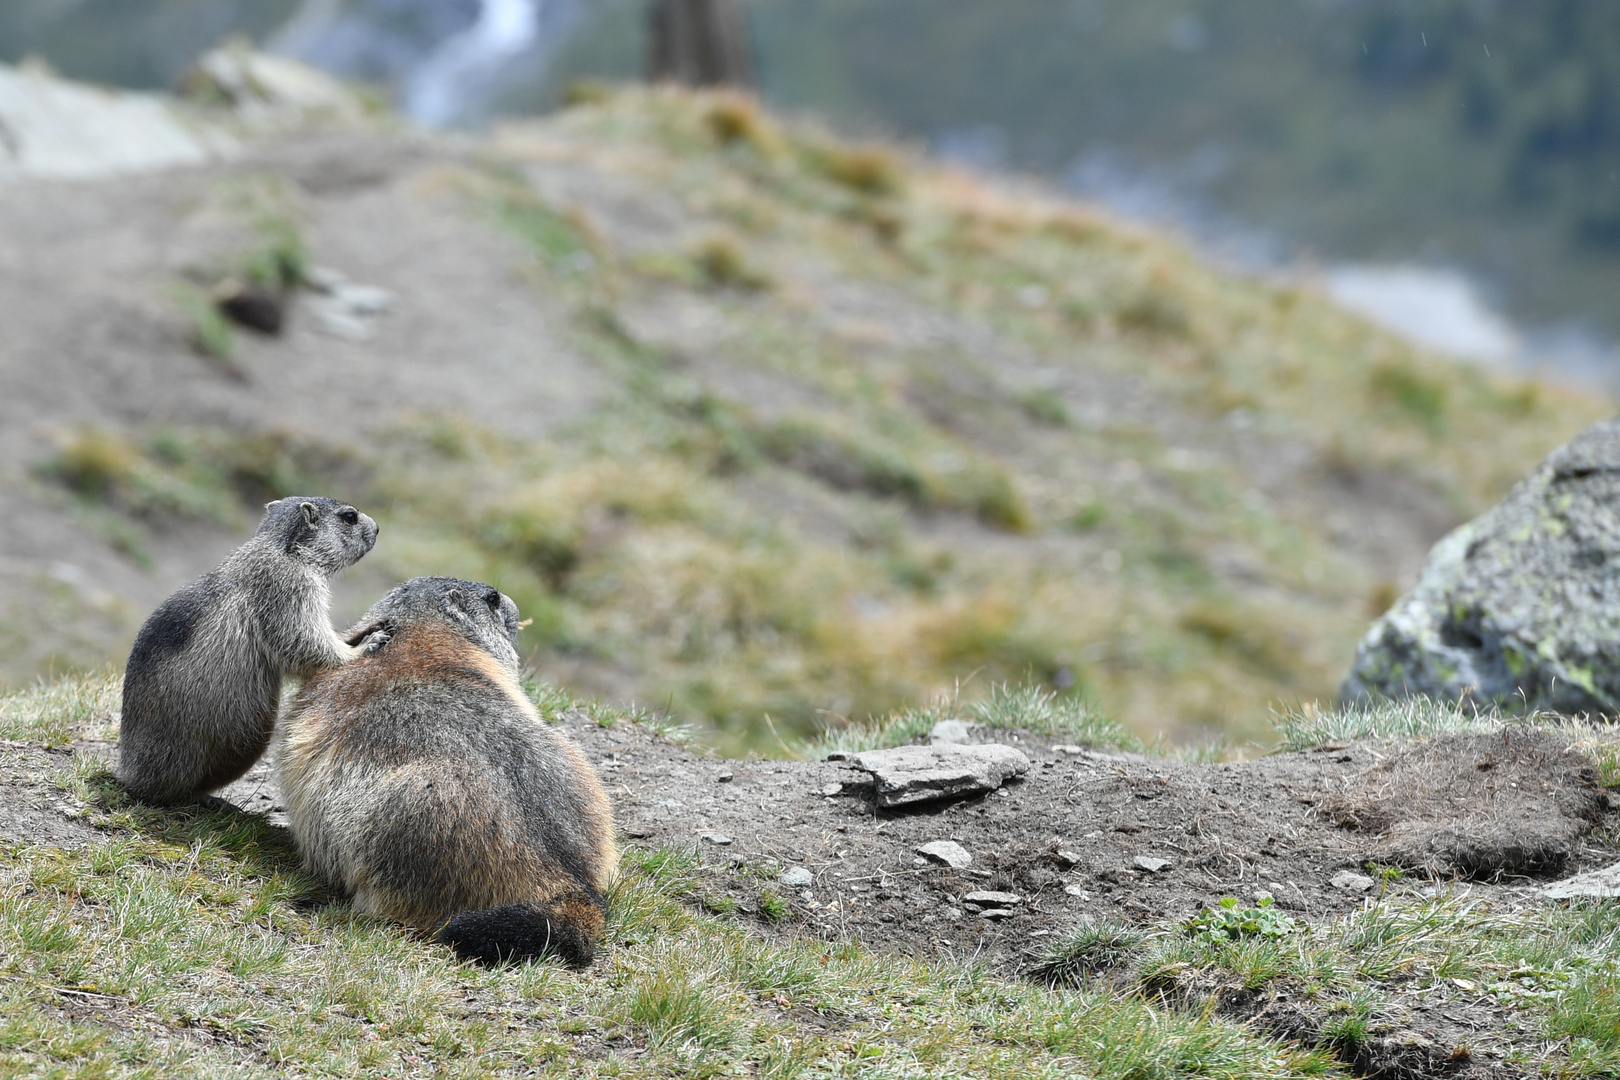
[354,576,523,671]
[259,497,379,575]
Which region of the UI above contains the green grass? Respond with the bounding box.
[1137,894,1620,1076]
[0,669,120,745]
[1271,696,1551,752]
[808,682,1141,757]
[0,826,1348,1079]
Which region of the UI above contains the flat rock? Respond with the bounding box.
[1545,860,1620,899]
[701,833,732,846]
[1331,870,1375,893]
[843,744,1030,808]
[1133,856,1171,873]
[978,908,1017,920]
[916,840,973,868]
[963,890,1022,906]
[779,866,814,888]
[1053,849,1083,868]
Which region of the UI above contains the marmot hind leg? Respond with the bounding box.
[436,892,606,968]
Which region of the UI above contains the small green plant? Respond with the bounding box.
[243,213,307,290]
[1031,919,1149,986]
[1068,500,1109,531]
[1019,388,1072,427]
[801,141,904,197]
[702,893,739,915]
[693,235,772,291]
[757,889,788,921]
[1117,292,1190,337]
[1182,897,1299,945]
[174,285,236,364]
[703,92,782,157]
[625,969,741,1052]
[1370,359,1447,431]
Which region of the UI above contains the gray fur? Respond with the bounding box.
[118,497,379,804]
[276,576,617,967]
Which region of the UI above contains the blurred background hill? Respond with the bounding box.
[2,2,1616,753]
[8,1,1620,362]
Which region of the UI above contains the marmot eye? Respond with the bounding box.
[484,588,502,609]
[340,510,359,525]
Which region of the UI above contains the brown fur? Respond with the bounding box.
[276,578,616,965]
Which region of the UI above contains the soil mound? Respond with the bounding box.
[1320,728,1608,879]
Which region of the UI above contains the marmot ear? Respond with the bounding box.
[264,499,282,513]
[299,501,320,527]
[442,588,470,618]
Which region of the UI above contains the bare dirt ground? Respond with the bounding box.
[4,712,1611,1078]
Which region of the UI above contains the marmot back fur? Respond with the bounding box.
[276,576,617,968]
[118,497,379,804]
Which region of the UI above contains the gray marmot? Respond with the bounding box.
[118,497,379,805]
[275,576,617,968]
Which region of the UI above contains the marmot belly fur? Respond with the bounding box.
[118,496,379,805]
[276,576,617,968]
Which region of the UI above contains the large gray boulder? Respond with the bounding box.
[1342,417,1620,713]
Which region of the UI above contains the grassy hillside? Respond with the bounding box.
[26,85,1610,753]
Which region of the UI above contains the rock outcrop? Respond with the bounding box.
[1342,416,1620,712]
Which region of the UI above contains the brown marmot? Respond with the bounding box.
[275,576,617,967]
[118,496,379,805]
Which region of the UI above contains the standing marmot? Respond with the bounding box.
[276,576,617,968]
[118,496,379,804]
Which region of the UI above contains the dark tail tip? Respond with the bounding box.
[436,903,598,969]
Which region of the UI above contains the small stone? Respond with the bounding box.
[928,719,972,745]
[218,283,285,335]
[1330,870,1375,893]
[779,867,814,888]
[978,908,1016,919]
[1063,884,1089,899]
[821,782,843,797]
[1053,849,1083,868]
[716,770,734,783]
[916,840,973,868]
[701,833,732,846]
[1133,856,1171,873]
[963,890,1022,907]
[1053,744,1083,755]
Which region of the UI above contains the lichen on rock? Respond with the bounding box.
[1342,416,1620,713]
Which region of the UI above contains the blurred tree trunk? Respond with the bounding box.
[646,0,755,88]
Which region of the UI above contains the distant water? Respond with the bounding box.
[272,0,579,127]
[404,0,539,127]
